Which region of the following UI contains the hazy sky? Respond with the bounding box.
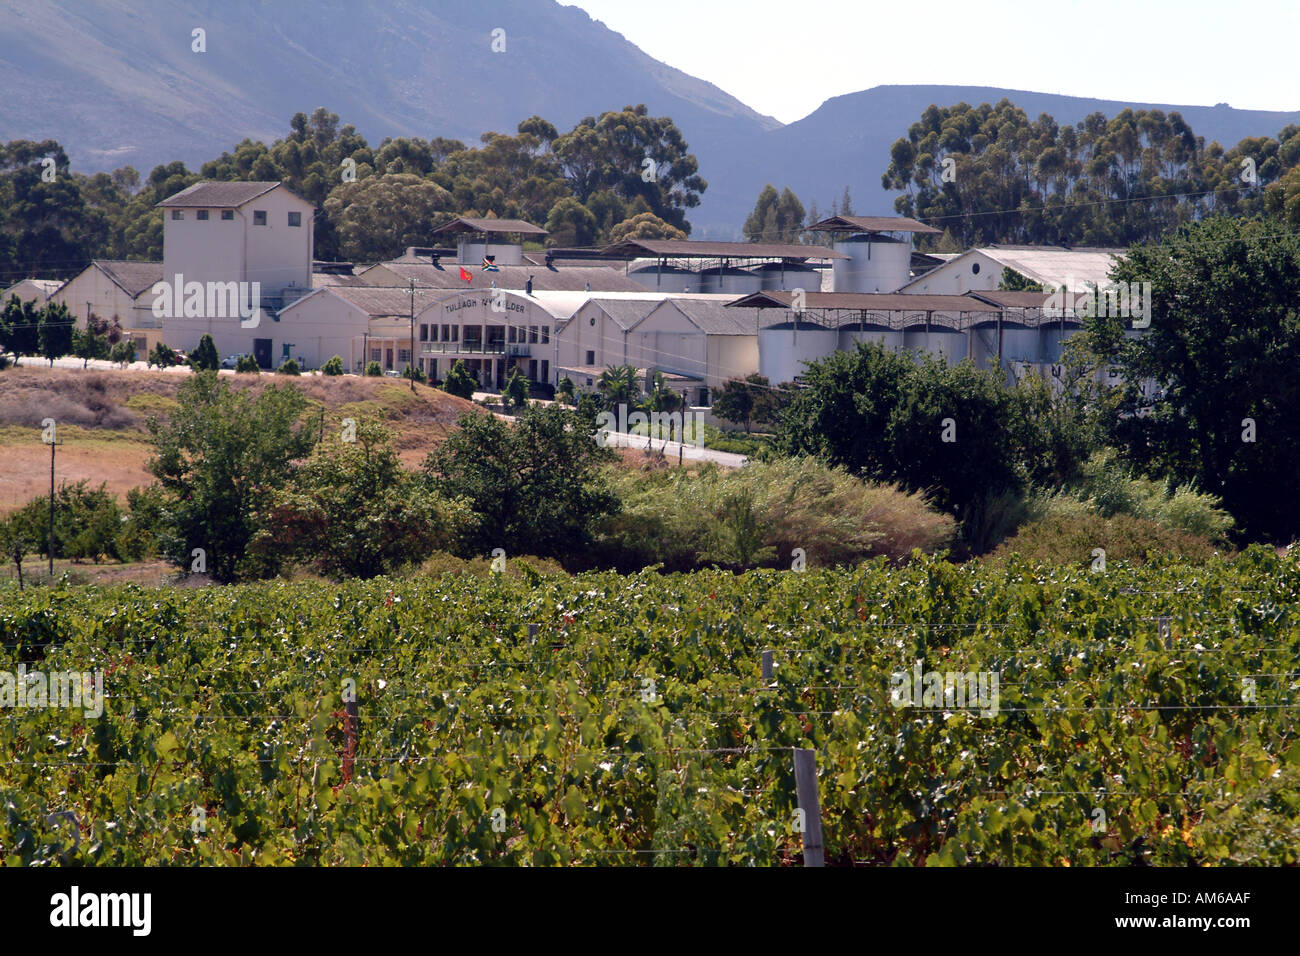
[563,0,1300,124]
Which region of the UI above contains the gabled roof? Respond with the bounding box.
[287,286,417,318]
[158,181,304,208]
[90,260,164,298]
[598,238,845,260]
[898,246,1126,291]
[579,296,665,331]
[311,272,368,289]
[970,289,1093,311]
[430,217,548,237]
[642,298,760,336]
[807,215,941,235]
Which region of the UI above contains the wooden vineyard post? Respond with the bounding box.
[342,696,359,784]
[793,748,824,867]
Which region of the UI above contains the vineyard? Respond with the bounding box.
[2,547,1299,866]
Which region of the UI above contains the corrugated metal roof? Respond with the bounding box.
[157,181,289,208]
[311,272,368,288]
[971,289,1094,310]
[979,247,1125,288]
[584,297,663,331]
[598,239,846,260]
[651,298,760,335]
[2,278,64,298]
[360,261,647,292]
[727,290,1006,313]
[93,260,164,298]
[430,217,548,236]
[318,286,419,317]
[807,215,941,235]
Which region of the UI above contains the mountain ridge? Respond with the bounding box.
[2,2,1298,236]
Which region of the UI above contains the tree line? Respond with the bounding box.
[0,104,706,279]
[882,100,1300,249]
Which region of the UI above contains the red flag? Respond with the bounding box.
[459,267,472,282]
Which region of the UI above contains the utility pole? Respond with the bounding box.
[407,278,424,392]
[42,419,62,577]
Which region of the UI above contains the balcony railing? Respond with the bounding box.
[421,341,532,355]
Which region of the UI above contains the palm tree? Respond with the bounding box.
[597,364,639,411]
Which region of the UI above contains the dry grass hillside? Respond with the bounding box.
[0,367,482,512]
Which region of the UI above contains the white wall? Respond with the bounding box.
[555,302,638,378]
[162,186,314,305]
[706,335,759,389]
[902,251,1002,295]
[50,267,140,329]
[273,292,369,370]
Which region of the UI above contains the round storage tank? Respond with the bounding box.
[968,323,1040,370]
[1039,323,1080,363]
[699,266,762,294]
[752,261,821,292]
[629,264,703,293]
[837,322,902,352]
[831,234,912,293]
[903,327,968,363]
[758,322,839,383]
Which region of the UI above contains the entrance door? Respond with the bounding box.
[385,348,393,370]
[253,338,272,369]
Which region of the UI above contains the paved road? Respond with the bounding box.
[597,429,748,468]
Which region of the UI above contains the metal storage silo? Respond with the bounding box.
[1039,323,1080,363]
[903,326,968,363]
[831,234,912,293]
[758,321,839,383]
[699,266,762,294]
[837,322,902,353]
[752,261,821,292]
[968,321,1041,371]
[629,264,703,293]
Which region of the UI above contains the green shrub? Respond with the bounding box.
[593,456,954,572]
[418,551,567,579]
[109,339,136,367]
[189,333,219,371]
[986,511,1222,567]
[115,484,167,562]
[148,342,181,369]
[441,359,477,398]
[1079,450,1235,543]
[402,364,428,384]
[321,355,345,376]
[235,354,260,374]
[277,358,301,376]
[364,361,383,377]
[8,480,123,563]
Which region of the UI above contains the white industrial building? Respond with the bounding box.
[899,245,1126,295]
[553,293,765,403]
[276,284,583,385]
[1,278,63,307]
[130,179,1147,401]
[158,181,316,366]
[48,259,165,353]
